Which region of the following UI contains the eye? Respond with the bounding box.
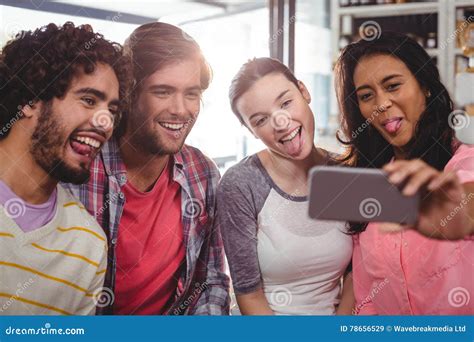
[358,93,372,102]
[281,99,292,109]
[387,83,401,91]
[82,97,96,106]
[186,91,201,100]
[153,90,171,97]
[255,116,268,127]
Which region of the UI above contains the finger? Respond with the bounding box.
[383,160,405,172]
[388,160,427,185]
[402,168,439,196]
[427,171,459,191]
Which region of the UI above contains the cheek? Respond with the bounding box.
[254,126,275,143]
[358,103,374,122]
[187,100,201,116]
[406,94,426,122]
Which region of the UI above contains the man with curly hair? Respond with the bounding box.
[64,22,230,315]
[0,22,129,315]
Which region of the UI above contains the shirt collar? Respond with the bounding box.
[100,137,186,177]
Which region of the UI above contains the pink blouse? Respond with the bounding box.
[352,144,474,315]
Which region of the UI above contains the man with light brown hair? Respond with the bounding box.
[64,22,230,315]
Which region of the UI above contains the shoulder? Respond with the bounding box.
[178,145,219,176]
[445,143,474,183]
[57,185,107,241]
[218,154,268,196]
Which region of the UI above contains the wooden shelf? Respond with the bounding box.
[455,1,474,8]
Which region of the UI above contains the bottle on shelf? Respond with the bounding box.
[455,21,474,132]
[339,15,353,50]
[426,32,437,49]
[461,21,474,71]
[456,9,467,49]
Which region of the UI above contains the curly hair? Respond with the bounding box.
[0,22,131,140]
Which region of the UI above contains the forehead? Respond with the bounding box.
[144,58,202,88]
[236,73,295,117]
[68,63,119,97]
[354,54,412,86]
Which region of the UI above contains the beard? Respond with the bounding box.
[127,111,192,156]
[30,103,91,184]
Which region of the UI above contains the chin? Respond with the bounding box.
[54,162,91,184]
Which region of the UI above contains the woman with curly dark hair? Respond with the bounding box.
[334,32,473,315]
[0,22,130,315]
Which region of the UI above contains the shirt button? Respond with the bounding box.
[111,238,117,245]
[118,192,125,199]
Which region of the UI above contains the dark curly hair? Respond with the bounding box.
[0,22,130,139]
[334,32,455,234]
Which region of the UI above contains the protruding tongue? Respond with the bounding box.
[385,119,401,133]
[70,140,93,156]
[282,131,302,156]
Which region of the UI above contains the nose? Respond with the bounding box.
[374,93,393,114]
[271,110,292,132]
[169,94,187,116]
[90,109,114,137]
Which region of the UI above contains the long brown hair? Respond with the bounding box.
[334,32,455,234]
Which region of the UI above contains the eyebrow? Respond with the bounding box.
[148,84,202,92]
[74,88,120,107]
[355,74,403,92]
[248,89,290,122]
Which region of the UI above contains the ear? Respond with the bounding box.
[297,80,311,104]
[21,101,42,119]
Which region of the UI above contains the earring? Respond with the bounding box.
[426,90,431,98]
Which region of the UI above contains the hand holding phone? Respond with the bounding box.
[308,166,419,224]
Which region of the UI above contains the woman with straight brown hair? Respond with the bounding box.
[216,57,354,315]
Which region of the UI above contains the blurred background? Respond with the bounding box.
[1,0,473,173]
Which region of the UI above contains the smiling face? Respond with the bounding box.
[236,72,315,160]
[125,58,202,156]
[31,63,119,184]
[353,54,428,149]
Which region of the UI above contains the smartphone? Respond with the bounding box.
[308,166,419,224]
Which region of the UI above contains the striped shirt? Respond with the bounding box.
[0,185,107,315]
[62,138,230,315]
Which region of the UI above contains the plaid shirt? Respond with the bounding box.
[62,138,230,315]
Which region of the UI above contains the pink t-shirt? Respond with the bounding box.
[352,144,474,315]
[0,180,57,232]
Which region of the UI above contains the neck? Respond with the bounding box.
[119,135,170,192]
[0,139,57,204]
[393,147,406,160]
